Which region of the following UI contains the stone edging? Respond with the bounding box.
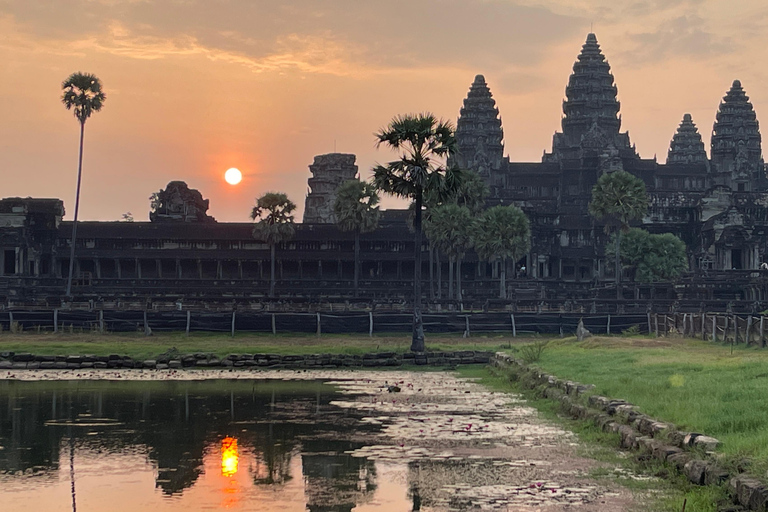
[491,352,767,512]
[0,350,492,370]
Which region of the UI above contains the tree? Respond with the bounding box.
[373,113,458,352]
[609,228,688,283]
[333,179,380,297]
[61,72,106,297]
[424,204,473,300]
[588,170,649,300]
[474,205,531,299]
[251,193,296,298]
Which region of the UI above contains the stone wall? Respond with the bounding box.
[0,350,492,370]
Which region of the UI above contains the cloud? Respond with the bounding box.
[622,15,733,63]
[0,0,585,74]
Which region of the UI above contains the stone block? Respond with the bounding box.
[704,464,730,486]
[94,362,108,369]
[142,360,157,369]
[0,361,12,369]
[618,425,636,449]
[40,361,55,369]
[12,353,34,362]
[156,363,169,370]
[53,362,67,369]
[169,360,182,369]
[667,452,691,471]
[683,459,708,485]
[693,435,721,451]
[80,362,94,369]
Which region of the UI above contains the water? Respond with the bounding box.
[0,379,411,512]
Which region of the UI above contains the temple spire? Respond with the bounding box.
[453,74,504,177]
[711,80,764,190]
[547,33,634,161]
[667,113,707,165]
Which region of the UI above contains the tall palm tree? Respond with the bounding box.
[333,179,380,298]
[61,72,106,297]
[588,170,649,300]
[424,204,473,300]
[251,192,296,298]
[373,113,458,352]
[474,205,531,299]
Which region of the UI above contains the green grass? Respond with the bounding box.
[460,365,729,512]
[511,335,768,473]
[0,331,521,360]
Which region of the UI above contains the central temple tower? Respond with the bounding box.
[544,33,636,163]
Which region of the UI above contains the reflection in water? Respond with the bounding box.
[220,437,238,477]
[0,380,388,512]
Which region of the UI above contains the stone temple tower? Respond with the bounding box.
[711,80,766,191]
[667,114,708,165]
[303,153,358,224]
[546,33,635,161]
[453,74,505,178]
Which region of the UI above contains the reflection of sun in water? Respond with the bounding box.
[224,168,242,185]
[221,437,239,477]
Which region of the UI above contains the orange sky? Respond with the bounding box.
[2,0,768,222]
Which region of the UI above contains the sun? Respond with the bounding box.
[224,168,242,185]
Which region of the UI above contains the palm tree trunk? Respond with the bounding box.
[269,244,276,298]
[428,244,434,300]
[65,121,85,298]
[354,231,360,298]
[500,258,507,300]
[615,230,622,301]
[448,257,454,301]
[436,251,442,299]
[69,435,77,512]
[456,256,462,301]
[411,190,425,352]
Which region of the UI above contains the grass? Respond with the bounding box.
[459,365,729,512]
[508,335,768,476]
[0,331,526,360]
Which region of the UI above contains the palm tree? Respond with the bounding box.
[424,204,473,300]
[474,205,531,299]
[61,72,106,297]
[588,170,649,300]
[333,179,381,297]
[251,192,296,298]
[373,113,458,352]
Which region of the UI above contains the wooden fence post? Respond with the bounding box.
[99,310,104,333]
[647,312,652,335]
[463,316,470,338]
[724,315,729,343]
[682,313,687,336]
[369,312,373,337]
[186,310,191,336]
[606,314,611,335]
[701,313,706,340]
[655,313,659,337]
[712,315,717,342]
[271,313,276,335]
[143,311,150,336]
[316,312,321,337]
[733,315,739,344]
[761,316,765,348]
[511,314,517,337]
[54,309,58,333]
[231,311,236,338]
[747,316,753,345]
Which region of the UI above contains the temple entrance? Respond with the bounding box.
[3,250,15,275]
[731,249,743,270]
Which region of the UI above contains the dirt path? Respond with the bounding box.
[2,368,645,510]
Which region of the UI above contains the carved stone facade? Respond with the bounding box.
[460,33,768,282]
[149,181,216,223]
[303,153,358,224]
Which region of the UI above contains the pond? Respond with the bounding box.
[0,378,408,511]
[0,370,635,511]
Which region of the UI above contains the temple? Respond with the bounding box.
[3,33,768,311]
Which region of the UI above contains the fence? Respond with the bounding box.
[0,310,652,337]
[648,312,768,346]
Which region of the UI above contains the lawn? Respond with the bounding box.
[517,336,768,467]
[0,331,518,360]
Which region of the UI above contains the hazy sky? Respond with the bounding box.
[2,0,767,221]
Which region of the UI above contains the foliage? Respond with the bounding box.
[424,203,474,261]
[608,228,688,283]
[251,192,296,245]
[474,205,531,263]
[61,72,106,124]
[621,324,641,336]
[149,191,162,213]
[333,179,380,234]
[518,339,548,363]
[121,212,134,222]
[588,170,649,233]
[372,113,457,199]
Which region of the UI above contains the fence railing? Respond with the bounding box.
[648,312,768,346]
[0,310,652,337]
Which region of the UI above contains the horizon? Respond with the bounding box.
[2,0,767,222]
